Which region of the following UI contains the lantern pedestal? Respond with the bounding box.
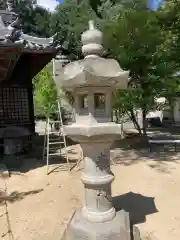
[62,209,134,240]
[61,123,140,240]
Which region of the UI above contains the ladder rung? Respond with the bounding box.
[48,153,64,156]
[46,146,65,150]
[47,150,64,152]
[49,121,61,123]
[46,149,64,151]
[48,135,64,138]
[48,139,64,142]
[48,134,63,136]
[44,101,69,173]
[49,142,64,145]
[49,132,63,134]
[46,150,65,152]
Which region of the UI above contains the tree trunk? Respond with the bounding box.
[166,97,175,125]
[142,109,147,135]
[120,113,125,139]
[114,110,119,123]
[169,100,175,124]
[129,109,142,135]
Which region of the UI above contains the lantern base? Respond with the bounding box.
[61,209,141,240]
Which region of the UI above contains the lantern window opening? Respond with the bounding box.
[94,93,105,109]
[79,94,88,109]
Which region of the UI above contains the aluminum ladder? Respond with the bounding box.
[43,101,70,175]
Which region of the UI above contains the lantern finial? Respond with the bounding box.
[81,20,103,58]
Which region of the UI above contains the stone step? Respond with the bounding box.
[0,164,9,178]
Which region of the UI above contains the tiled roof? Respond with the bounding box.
[0,10,59,52]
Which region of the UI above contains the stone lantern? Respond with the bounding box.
[56,21,140,240]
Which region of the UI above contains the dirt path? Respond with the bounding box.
[0,149,180,240]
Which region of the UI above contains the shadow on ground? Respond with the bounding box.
[113,191,158,225]
[0,188,43,204]
[1,134,78,173]
[2,126,180,174]
[111,126,180,173]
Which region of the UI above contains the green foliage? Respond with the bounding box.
[3,0,180,131]
[50,0,97,57]
[158,0,180,68]
[102,8,178,133]
[89,0,149,14]
[113,89,142,112]
[3,0,51,37]
[31,6,52,37]
[104,10,163,76]
[49,0,180,132]
[155,0,180,115]
[33,65,58,117]
[0,0,7,9]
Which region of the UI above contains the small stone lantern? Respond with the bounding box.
[56,21,140,240]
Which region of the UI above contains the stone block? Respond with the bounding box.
[0,164,9,178]
[62,209,141,240]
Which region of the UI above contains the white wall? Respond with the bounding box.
[174,98,180,122]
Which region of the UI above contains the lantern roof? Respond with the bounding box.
[57,20,129,91]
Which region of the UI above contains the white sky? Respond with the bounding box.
[37,0,59,11]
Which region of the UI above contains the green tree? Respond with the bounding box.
[3,0,51,37]
[33,65,58,117]
[50,0,149,57]
[50,0,97,58]
[155,1,180,119]
[113,89,144,134]
[90,0,149,14]
[49,0,178,134]
[158,0,180,65]
[104,9,170,134]
[32,6,52,37]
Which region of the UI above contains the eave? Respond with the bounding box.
[0,43,23,83]
[0,44,60,84]
[0,10,60,83]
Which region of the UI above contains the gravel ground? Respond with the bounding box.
[0,143,180,240]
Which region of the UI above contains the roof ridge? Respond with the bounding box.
[0,9,59,51]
